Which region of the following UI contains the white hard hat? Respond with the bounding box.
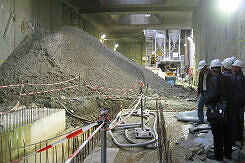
[221,58,233,69]
[232,60,244,68]
[210,59,222,68]
[198,60,207,71]
[230,56,237,63]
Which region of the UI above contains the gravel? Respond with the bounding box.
[0,27,188,108]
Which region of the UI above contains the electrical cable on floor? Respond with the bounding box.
[109,110,158,148]
[124,112,158,149]
[57,100,92,123]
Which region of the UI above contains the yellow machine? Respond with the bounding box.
[158,63,177,85]
[165,65,176,77]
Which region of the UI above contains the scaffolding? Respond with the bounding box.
[144,30,156,67]
[143,29,182,68]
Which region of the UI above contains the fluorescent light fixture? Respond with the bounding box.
[144,14,151,17]
[219,0,241,13]
[100,34,106,39]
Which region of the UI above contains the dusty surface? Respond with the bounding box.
[94,93,198,163]
[83,148,119,163]
[0,26,218,162]
[0,26,195,129]
[107,96,244,163]
[0,26,190,110]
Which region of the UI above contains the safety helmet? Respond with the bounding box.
[230,56,237,63]
[221,58,233,69]
[198,60,207,71]
[232,60,244,68]
[210,59,222,68]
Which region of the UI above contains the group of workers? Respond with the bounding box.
[197,56,245,162]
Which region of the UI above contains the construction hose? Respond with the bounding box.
[114,124,142,130]
[124,129,157,149]
[109,130,156,148]
[109,111,158,148]
[117,123,141,127]
[124,112,158,149]
[121,111,150,125]
[57,101,92,123]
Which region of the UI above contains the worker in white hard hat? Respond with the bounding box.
[196,60,213,124]
[221,58,233,72]
[232,59,244,76]
[230,56,237,63]
[222,58,242,149]
[206,59,235,161]
[231,60,245,147]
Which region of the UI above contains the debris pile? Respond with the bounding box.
[0,27,187,108]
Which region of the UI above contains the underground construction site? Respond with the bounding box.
[0,0,245,163]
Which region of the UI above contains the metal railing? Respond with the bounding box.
[0,126,100,163]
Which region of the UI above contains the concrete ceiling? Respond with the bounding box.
[62,0,200,42]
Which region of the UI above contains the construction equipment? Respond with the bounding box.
[158,63,177,85]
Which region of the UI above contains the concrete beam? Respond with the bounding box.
[103,0,166,6]
[106,33,145,42]
[79,6,194,14]
[102,24,192,31]
[102,18,192,31]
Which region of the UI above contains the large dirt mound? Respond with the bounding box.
[0,27,185,107]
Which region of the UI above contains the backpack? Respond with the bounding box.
[206,74,227,124]
[206,101,227,124]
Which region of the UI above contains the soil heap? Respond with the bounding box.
[0,27,186,108]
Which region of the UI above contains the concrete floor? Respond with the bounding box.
[83,97,245,163]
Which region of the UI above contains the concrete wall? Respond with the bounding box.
[103,39,145,65]
[0,109,65,162]
[192,0,245,84]
[0,0,143,67]
[118,42,145,65]
[0,0,99,66]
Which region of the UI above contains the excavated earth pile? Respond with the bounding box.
[0,27,188,110]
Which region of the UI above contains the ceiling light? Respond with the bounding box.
[144,14,151,17]
[114,43,119,51]
[219,0,241,13]
[100,34,106,39]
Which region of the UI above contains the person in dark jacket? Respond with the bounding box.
[197,60,213,124]
[231,60,245,146]
[206,59,236,161]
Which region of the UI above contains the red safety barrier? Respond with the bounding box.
[21,84,80,96]
[1,76,143,116]
[0,84,20,89]
[0,82,23,115]
[11,123,97,163]
[24,76,79,86]
[65,122,104,163]
[164,101,177,112]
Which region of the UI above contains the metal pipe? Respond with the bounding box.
[117,123,141,127]
[140,87,143,130]
[101,126,107,163]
